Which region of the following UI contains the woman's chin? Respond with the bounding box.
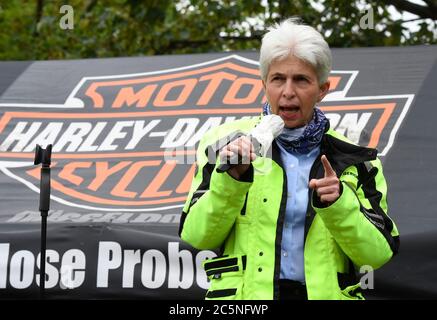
[283,120,304,129]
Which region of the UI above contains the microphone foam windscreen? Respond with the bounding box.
[250,115,284,157]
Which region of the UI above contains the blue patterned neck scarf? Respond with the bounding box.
[263,102,328,154]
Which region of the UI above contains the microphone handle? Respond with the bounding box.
[216,154,241,173]
[216,136,261,173]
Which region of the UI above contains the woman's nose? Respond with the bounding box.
[282,79,295,99]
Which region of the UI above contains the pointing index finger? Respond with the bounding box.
[321,155,336,177]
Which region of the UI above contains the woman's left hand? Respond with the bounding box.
[309,155,340,205]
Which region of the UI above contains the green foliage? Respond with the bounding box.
[0,0,435,60]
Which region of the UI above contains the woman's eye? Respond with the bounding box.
[295,76,308,82]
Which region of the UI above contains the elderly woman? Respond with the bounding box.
[179,18,399,300]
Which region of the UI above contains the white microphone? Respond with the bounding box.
[217,114,284,173]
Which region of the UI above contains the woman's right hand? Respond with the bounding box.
[219,136,256,180]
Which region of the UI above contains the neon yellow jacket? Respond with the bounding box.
[179,116,399,300]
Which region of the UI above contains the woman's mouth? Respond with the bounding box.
[279,106,300,120]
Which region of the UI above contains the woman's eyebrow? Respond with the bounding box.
[269,72,285,77]
[294,73,309,78]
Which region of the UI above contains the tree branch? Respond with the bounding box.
[85,0,98,12]
[33,0,44,36]
[422,0,437,11]
[382,0,437,20]
[220,35,262,41]
[401,17,427,23]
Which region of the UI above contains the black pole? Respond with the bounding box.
[34,144,52,300]
[39,210,48,298]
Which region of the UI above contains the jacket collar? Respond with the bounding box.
[320,131,377,177]
[269,120,377,176]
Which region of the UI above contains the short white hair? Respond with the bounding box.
[259,17,332,84]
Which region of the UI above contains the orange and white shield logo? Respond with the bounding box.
[0,55,414,211]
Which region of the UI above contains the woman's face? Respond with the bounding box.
[263,55,330,128]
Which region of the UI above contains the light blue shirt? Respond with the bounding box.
[277,141,320,283]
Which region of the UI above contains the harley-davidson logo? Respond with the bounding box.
[0,55,414,212]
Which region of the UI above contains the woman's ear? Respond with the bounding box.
[317,80,330,102]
